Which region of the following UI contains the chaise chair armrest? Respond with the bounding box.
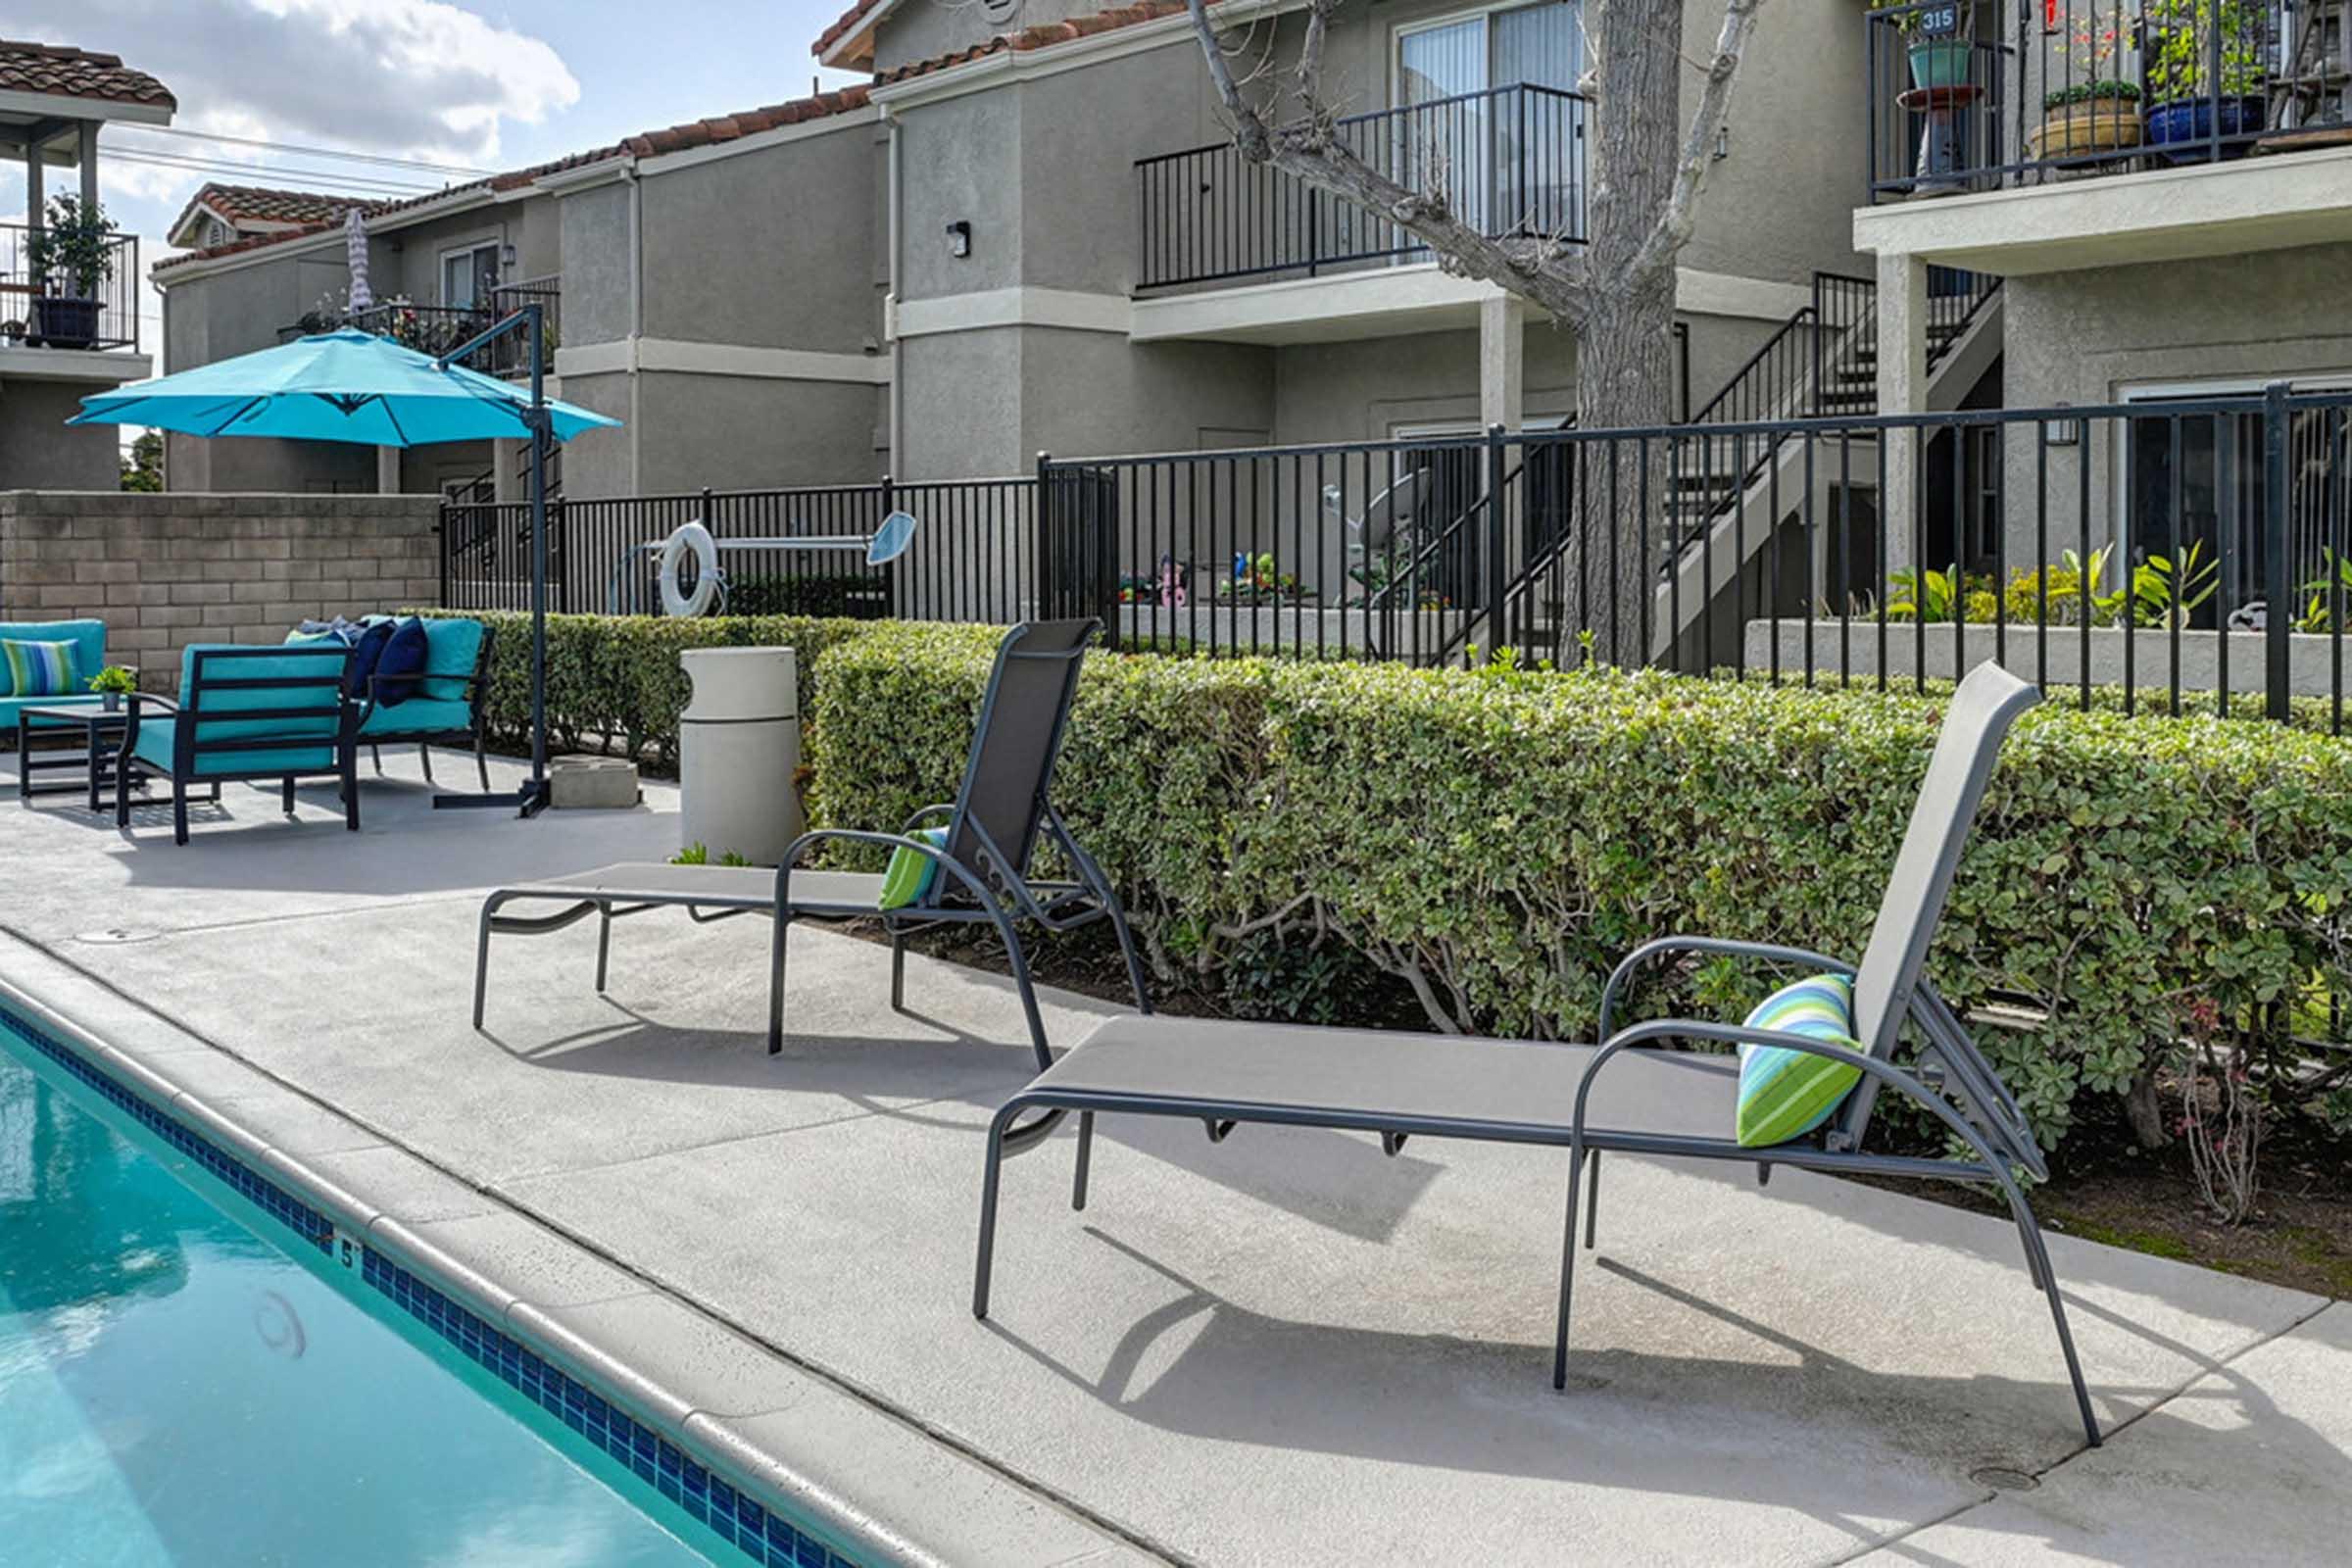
[898,802,956,834]
[1598,936,1856,1039]
[775,826,1002,913]
[1573,1017,2011,1178]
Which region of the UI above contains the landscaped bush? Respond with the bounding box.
[416,609,881,770]
[809,622,2352,1163]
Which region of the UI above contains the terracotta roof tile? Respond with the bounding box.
[179,183,393,231]
[814,0,888,66]
[0,38,174,110]
[155,83,873,274]
[874,2,1188,86]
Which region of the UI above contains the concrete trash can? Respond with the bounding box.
[678,647,803,865]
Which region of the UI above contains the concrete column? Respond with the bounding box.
[492,437,520,504]
[376,448,402,494]
[1875,250,1929,575]
[1478,293,1525,432]
[77,121,99,212]
[24,140,41,232]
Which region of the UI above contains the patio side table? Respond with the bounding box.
[16,702,136,811]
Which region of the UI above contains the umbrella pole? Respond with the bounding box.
[522,301,552,818]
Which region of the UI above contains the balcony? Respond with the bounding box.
[0,222,138,354]
[279,279,561,380]
[1135,83,1588,295]
[1863,0,2347,201]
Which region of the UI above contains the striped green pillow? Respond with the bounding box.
[1735,973,1864,1148]
[1,639,79,700]
[877,826,950,910]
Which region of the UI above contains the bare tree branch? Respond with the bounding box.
[1628,0,1769,285]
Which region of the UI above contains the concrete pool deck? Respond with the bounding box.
[0,754,2345,1565]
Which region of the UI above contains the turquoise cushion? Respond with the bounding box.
[358,697,473,737]
[0,693,103,731]
[878,827,950,909]
[131,722,335,779]
[1,639,80,699]
[1734,974,1864,1149]
[145,643,348,776]
[417,618,484,705]
[0,619,104,698]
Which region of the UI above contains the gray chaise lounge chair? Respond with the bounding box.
[972,662,2102,1446]
[474,618,1150,1151]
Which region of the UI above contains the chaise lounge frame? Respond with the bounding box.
[471,618,1151,1152]
[970,662,2102,1446]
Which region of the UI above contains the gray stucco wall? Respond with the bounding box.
[0,380,123,489]
[1995,240,2352,567]
[636,121,885,354]
[548,370,635,499]
[559,181,635,349]
[628,371,884,495]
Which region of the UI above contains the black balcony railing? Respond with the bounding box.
[1866,0,2341,201]
[1137,83,1589,293]
[0,223,138,352]
[281,279,560,378]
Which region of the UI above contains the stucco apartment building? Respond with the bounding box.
[152,0,1878,499]
[150,0,2351,634]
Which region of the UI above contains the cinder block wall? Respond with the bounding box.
[0,492,442,690]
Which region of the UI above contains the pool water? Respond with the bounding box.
[0,1021,715,1567]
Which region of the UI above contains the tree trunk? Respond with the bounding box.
[1570,279,1678,664]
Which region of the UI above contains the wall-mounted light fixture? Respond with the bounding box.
[500,243,517,270]
[2045,403,2082,448]
[946,220,972,260]
[1713,126,1731,161]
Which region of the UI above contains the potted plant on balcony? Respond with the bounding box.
[2141,0,2269,161]
[2030,11,2141,165]
[24,194,115,350]
[1872,0,1981,90]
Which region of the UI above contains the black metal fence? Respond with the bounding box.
[1137,83,1588,292]
[440,477,1038,621]
[441,392,2351,732]
[1032,388,2351,730]
[1866,0,2338,202]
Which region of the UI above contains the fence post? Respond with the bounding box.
[2265,379,2292,723]
[879,470,897,619]
[1487,421,1509,664]
[553,497,571,613]
[436,496,450,610]
[1035,451,1057,627]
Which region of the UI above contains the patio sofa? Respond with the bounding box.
[0,617,109,737]
[288,615,497,792]
[118,642,360,845]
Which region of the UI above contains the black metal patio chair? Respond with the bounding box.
[970,662,2102,1445]
[472,618,1150,1152]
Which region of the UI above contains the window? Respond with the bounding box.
[1394,3,1585,239]
[2122,375,2352,626]
[440,242,501,310]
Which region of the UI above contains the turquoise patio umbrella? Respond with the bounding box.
[67,327,616,445]
[68,317,617,817]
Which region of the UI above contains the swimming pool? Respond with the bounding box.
[0,1006,858,1568]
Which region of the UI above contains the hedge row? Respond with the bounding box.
[417,609,882,770]
[808,622,2352,1158]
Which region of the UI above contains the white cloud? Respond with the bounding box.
[0,0,580,164]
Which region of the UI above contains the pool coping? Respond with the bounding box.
[0,938,1151,1568]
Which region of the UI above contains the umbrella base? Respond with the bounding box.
[431,775,551,817]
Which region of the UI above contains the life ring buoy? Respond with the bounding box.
[659,520,722,616]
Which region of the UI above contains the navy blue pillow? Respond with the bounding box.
[373,616,429,708]
[347,618,396,699]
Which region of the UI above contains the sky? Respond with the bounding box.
[1,0,871,421]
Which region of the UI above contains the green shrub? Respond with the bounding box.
[415,609,880,770]
[808,624,2352,1160]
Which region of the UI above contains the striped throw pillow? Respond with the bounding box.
[877,826,950,910]
[1735,973,1864,1149]
[1,639,78,700]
